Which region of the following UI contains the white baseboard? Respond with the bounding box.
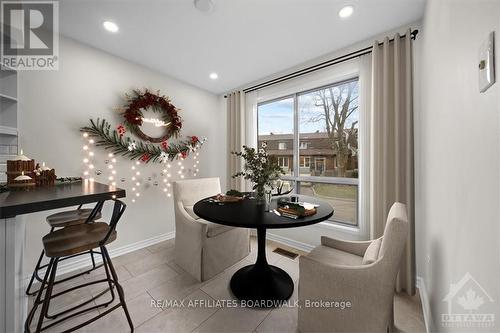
[24,231,175,281]
[416,276,432,333]
[266,232,315,253]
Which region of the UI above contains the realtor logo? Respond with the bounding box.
[1,1,59,70]
[441,272,495,329]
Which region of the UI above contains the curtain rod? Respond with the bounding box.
[224,29,418,97]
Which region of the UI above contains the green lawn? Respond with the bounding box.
[312,183,357,200]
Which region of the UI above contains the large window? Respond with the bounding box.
[257,78,359,226]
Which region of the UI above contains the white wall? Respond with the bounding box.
[18,36,224,273]
[417,0,500,331]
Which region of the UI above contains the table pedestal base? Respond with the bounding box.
[230,263,294,306]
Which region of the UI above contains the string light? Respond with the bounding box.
[81,133,205,203]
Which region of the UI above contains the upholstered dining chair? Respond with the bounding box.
[173,177,250,281]
[298,202,409,333]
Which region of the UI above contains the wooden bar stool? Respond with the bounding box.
[25,200,134,333]
[25,203,104,296]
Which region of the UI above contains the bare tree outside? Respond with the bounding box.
[300,80,359,177]
[257,80,360,225]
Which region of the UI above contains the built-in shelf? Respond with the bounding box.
[0,93,17,102]
[0,59,18,166]
[0,126,17,136]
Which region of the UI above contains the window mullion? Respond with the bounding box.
[293,93,299,181]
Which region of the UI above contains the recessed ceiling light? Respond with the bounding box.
[103,21,119,33]
[338,5,354,19]
[194,0,213,12]
[209,72,218,80]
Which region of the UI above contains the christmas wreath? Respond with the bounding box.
[81,118,206,163]
[120,89,182,143]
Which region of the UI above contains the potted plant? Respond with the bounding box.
[232,142,284,202]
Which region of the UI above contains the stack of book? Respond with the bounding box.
[277,201,317,219]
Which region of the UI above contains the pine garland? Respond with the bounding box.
[80,118,205,163]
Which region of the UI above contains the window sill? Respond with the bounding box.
[316,221,361,235]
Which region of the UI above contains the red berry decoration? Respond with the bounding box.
[190,136,199,145]
[117,124,126,137]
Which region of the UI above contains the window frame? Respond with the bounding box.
[277,156,290,168]
[299,156,311,168]
[257,77,360,227]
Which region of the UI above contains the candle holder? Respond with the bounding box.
[34,163,57,186]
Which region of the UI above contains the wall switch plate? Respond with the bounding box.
[479,31,495,93]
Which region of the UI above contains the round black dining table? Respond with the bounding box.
[193,195,334,305]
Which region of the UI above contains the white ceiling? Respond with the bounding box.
[59,0,425,94]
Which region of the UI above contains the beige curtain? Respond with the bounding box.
[226,91,244,191]
[369,29,415,295]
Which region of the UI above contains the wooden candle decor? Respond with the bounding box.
[5,151,56,189]
[6,150,36,188]
[34,163,56,186]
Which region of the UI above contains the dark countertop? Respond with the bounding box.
[0,181,126,218]
[194,195,334,229]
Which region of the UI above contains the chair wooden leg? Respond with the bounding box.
[102,246,134,332]
[35,258,58,333]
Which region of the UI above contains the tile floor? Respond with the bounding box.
[28,237,426,332]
